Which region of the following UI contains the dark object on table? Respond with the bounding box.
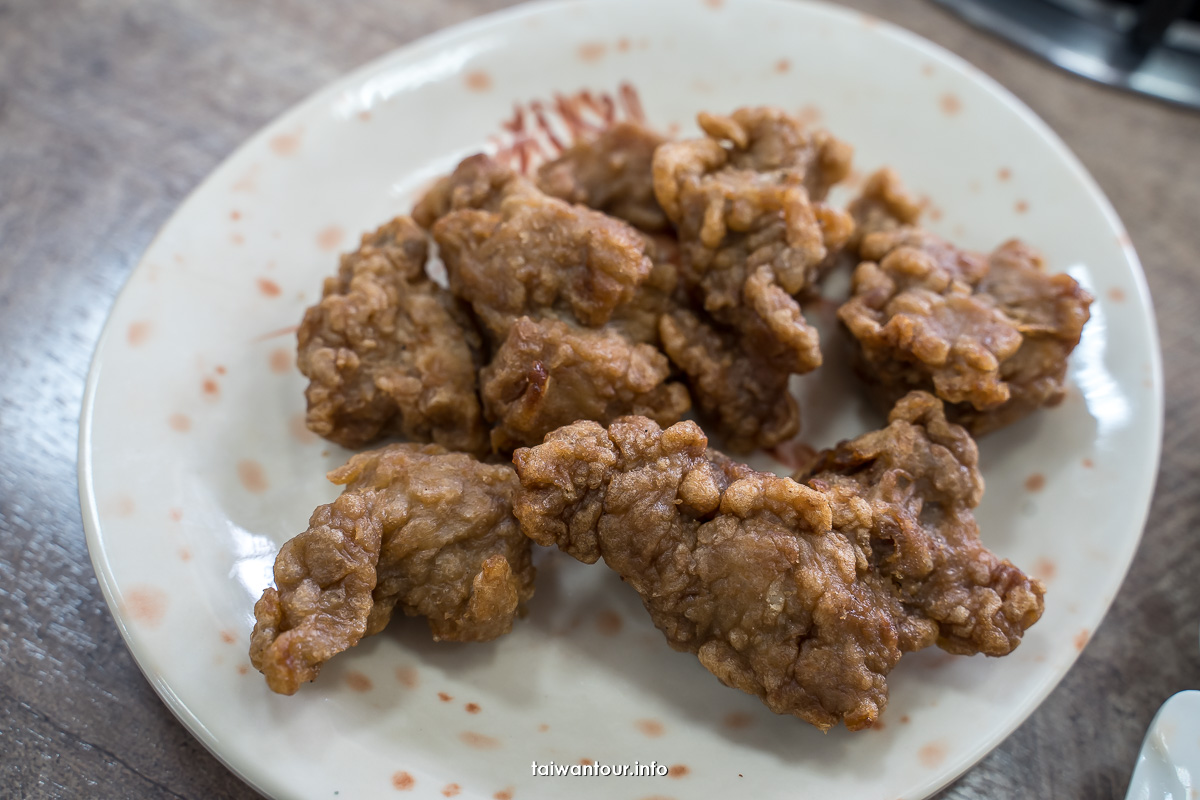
[934,0,1200,109]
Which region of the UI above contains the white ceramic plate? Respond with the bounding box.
[79,1,1163,798]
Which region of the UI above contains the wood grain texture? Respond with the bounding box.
[0,0,1197,798]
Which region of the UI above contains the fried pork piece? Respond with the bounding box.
[297,216,487,453]
[249,444,534,695]
[536,121,670,233]
[965,240,1095,431]
[846,168,924,254]
[652,106,854,306]
[514,416,895,730]
[605,231,684,346]
[412,153,522,228]
[659,298,808,453]
[799,391,1044,656]
[417,154,690,448]
[654,259,820,452]
[657,294,815,452]
[513,403,1042,731]
[429,166,654,339]
[480,316,689,452]
[649,108,855,450]
[418,153,675,345]
[840,225,1093,434]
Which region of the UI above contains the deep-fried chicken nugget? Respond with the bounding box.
[297,216,487,453]
[250,444,534,695]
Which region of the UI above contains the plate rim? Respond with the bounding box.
[77,0,1166,798]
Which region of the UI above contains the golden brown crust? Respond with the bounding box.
[480,316,689,452]
[249,491,381,695]
[800,391,1044,656]
[605,231,684,346]
[513,399,1042,730]
[412,153,522,228]
[846,167,925,255]
[695,107,853,200]
[966,240,1095,432]
[249,444,534,694]
[650,107,854,449]
[412,154,690,450]
[653,107,854,301]
[840,221,1093,434]
[431,190,654,338]
[658,308,802,451]
[536,121,669,232]
[296,216,487,453]
[513,416,896,731]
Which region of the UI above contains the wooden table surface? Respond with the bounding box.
[2,0,1198,797]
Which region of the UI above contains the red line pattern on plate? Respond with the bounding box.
[488,83,648,174]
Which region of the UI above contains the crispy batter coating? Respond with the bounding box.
[650,108,855,449]
[966,240,1095,432]
[516,416,873,730]
[296,216,487,453]
[249,444,534,695]
[429,165,654,340]
[480,316,689,452]
[654,257,820,452]
[606,232,684,346]
[846,168,924,255]
[659,304,804,452]
[419,154,678,345]
[652,107,854,304]
[514,409,1039,731]
[414,155,690,449]
[537,121,669,233]
[840,221,1093,434]
[800,391,1044,656]
[412,153,522,229]
[692,107,853,200]
[514,416,901,730]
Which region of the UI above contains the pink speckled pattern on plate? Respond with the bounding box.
[78,1,1162,799]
